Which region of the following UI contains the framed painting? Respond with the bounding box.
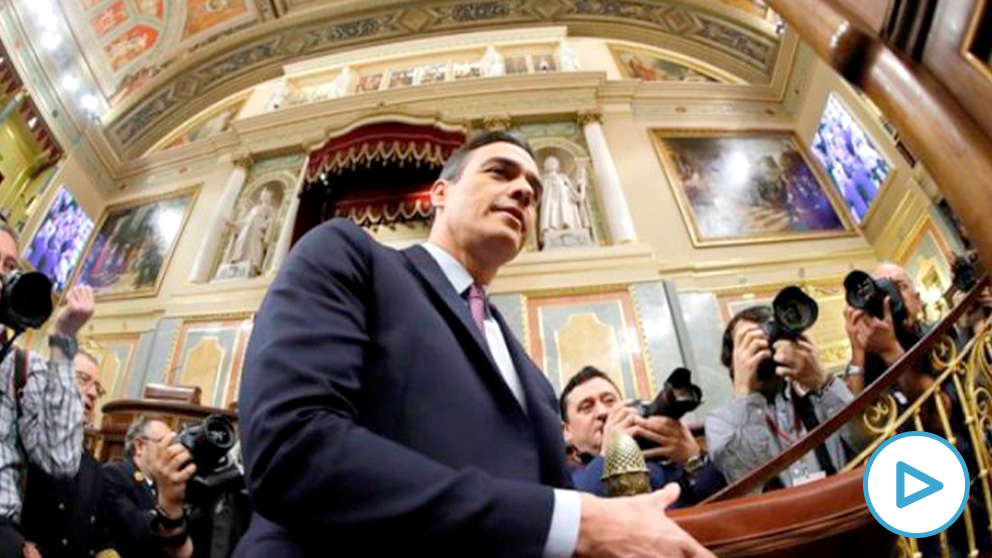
[611,44,720,83]
[22,187,95,294]
[652,130,854,246]
[525,288,654,400]
[166,314,253,409]
[811,93,893,225]
[355,73,383,93]
[70,187,198,300]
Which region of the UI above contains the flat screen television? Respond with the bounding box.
[811,93,891,224]
[22,187,94,293]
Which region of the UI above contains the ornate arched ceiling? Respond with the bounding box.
[44,0,781,159]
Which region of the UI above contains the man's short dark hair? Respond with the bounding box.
[720,305,773,373]
[559,366,620,421]
[438,131,536,183]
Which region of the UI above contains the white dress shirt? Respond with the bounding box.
[421,242,580,558]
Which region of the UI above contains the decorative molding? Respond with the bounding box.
[482,114,513,131]
[101,0,781,157]
[577,109,603,126]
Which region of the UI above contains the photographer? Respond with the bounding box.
[560,367,725,505]
[0,222,91,558]
[705,306,855,490]
[103,418,195,558]
[842,264,953,435]
[21,346,116,558]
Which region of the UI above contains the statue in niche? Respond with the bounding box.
[481,45,506,77]
[215,185,280,280]
[267,79,290,111]
[557,41,582,72]
[538,155,593,249]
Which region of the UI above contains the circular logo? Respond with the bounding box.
[863,431,970,538]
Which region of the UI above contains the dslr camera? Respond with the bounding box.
[843,270,909,327]
[951,253,980,293]
[630,367,703,450]
[0,270,54,333]
[176,414,241,503]
[756,286,819,381]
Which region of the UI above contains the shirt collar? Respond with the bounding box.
[421,242,479,297]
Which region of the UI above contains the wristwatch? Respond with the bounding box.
[48,335,78,359]
[844,364,865,378]
[147,506,186,532]
[684,452,708,475]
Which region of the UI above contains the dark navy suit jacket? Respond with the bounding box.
[234,219,572,557]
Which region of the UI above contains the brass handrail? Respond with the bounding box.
[706,274,990,502]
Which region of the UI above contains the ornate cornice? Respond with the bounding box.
[103,0,781,159]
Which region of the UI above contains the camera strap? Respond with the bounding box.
[791,392,837,476]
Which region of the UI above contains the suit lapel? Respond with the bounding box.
[401,246,525,418]
[492,307,571,487]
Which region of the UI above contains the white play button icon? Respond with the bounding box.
[864,432,970,537]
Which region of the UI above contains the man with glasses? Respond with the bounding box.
[103,416,197,558]
[0,221,93,558]
[21,348,116,558]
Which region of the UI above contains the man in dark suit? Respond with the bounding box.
[103,417,196,558]
[561,367,725,503]
[235,132,714,558]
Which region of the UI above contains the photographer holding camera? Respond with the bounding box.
[0,221,93,558]
[842,264,954,435]
[705,302,856,490]
[560,367,725,505]
[103,417,195,558]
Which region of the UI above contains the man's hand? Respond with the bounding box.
[636,417,701,464]
[600,405,644,457]
[576,484,715,558]
[22,542,41,558]
[845,298,904,366]
[732,323,771,397]
[148,436,197,519]
[52,286,95,339]
[773,336,828,394]
[842,306,867,367]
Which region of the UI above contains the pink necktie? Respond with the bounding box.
[467,283,488,342]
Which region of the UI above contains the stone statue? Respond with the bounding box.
[328,66,354,99]
[267,79,289,111]
[538,156,593,249]
[217,186,279,279]
[557,41,582,72]
[481,45,506,77]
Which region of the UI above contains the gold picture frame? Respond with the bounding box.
[651,129,857,247]
[68,185,200,301]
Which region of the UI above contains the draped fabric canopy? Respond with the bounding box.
[304,122,466,182]
[293,122,465,241]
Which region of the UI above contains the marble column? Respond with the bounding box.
[269,158,308,273]
[579,110,637,244]
[189,156,251,282]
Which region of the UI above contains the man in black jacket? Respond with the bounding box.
[103,417,195,558]
[21,348,115,558]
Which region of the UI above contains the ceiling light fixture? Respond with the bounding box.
[27,116,37,129]
[80,94,99,112]
[61,74,80,92]
[40,31,61,50]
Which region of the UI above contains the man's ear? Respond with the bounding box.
[429,179,449,211]
[561,419,572,445]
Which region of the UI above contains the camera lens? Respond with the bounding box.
[773,286,818,334]
[0,271,54,331]
[844,270,875,310]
